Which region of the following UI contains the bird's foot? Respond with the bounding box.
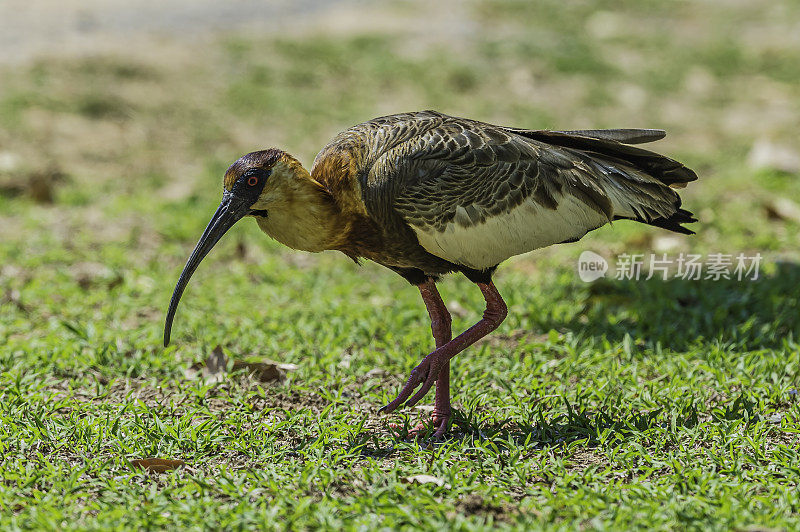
[378,348,449,416]
[388,408,451,441]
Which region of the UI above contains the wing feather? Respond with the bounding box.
[341,112,695,269]
[550,128,666,144]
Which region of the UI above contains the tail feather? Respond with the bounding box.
[507,128,698,189]
[554,128,666,144]
[615,207,697,235]
[510,127,699,235]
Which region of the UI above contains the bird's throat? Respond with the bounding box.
[252,162,345,253]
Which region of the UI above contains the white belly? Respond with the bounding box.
[410,196,609,269]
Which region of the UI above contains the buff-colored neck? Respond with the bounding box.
[250,156,346,252]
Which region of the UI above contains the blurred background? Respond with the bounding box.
[1,0,798,365]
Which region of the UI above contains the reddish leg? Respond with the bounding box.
[381,281,508,438]
[392,279,453,438]
[420,280,453,433]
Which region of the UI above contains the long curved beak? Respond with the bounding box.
[164,192,250,346]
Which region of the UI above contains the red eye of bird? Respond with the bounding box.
[247,175,258,186]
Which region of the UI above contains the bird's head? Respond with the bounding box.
[163,148,319,346]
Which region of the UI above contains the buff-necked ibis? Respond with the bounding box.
[164,110,697,438]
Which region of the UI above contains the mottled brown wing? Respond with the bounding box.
[358,113,693,269]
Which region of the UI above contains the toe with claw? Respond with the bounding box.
[379,348,449,416]
[379,280,507,440]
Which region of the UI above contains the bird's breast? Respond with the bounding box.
[410,196,609,269]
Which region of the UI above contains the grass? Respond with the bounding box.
[1,0,800,529]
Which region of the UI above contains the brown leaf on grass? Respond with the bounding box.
[206,345,228,374]
[764,198,800,224]
[183,345,229,383]
[130,458,185,473]
[232,360,284,382]
[184,345,227,382]
[184,345,297,383]
[232,359,299,383]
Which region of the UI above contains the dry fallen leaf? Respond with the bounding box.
[233,359,298,383]
[183,345,228,382]
[232,360,284,382]
[130,458,185,473]
[185,345,297,384]
[206,345,228,375]
[405,474,449,488]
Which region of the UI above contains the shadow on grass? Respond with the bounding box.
[342,394,762,457]
[551,260,800,352]
[452,393,762,449]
